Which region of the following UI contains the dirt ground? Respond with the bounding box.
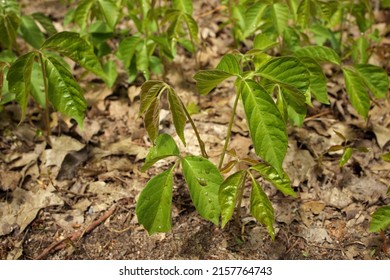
[0,0,390,260]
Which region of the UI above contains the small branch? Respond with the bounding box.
[34,204,117,260]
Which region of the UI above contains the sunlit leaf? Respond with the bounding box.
[219,170,246,228]
[117,36,143,68]
[97,0,120,29]
[44,54,87,128]
[382,152,390,162]
[193,70,234,95]
[216,53,241,75]
[172,0,193,14]
[42,31,107,79]
[182,156,223,225]
[250,163,296,197]
[342,67,370,119]
[294,45,341,65]
[370,205,390,232]
[32,12,57,36]
[257,56,310,95]
[243,2,267,38]
[182,13,198,44]
[136,166,174,234]
[270,2,289,36]
[142,134,180,171]
[140,80,165,114]
[240,79,287,175]
[74,0,94,30]
[355,64,389,99]
[250,177,275,239]
[339,147,353,167]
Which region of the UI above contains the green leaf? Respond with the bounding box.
[43,54,87,128]
[117,36,142,68]
[219,170,246,228]
[355,64,389,99]
[243,2,267,38]
[172,0,193,14]
[270,2,289,36]
[19,15,45,49]
[339,147,353,167]
[144,98,160,143]
[370,205,390,232]
[182,156,223,225]
[74,0,95,30]
[240,79,287,175]
[300,57,329,104]
[140,80,165,114]
[296,0,311,28]
[253,33,278,51]
[351,37,369,64]
[32,12,57,36]
[168,88,187,145]
[136,166,174,235]
[250,177,275,239]
[294,46,341,65]
[382,152,390,162]
[30,62,45,108]
[216,54,241,76]
[136,40,150,79]
[257,56,310,95]
[103,60,117,88]
[193,70,234,95]
[97,0,120,30]
[342,67,370,119]
[7,52,36,120]
[182,13,198,44]
[42,31,107,80]
[250,163,296,197]
[142,134,180,172]
[0,11,20,50]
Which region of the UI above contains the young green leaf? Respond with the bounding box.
[32,12,58,36]
[216,54,241,76]
[144,98,160,143]
[103,60,117,88]
[7,52,36,120]
[339,147,353,167]
[243,2,267,38]
[296,0,312,28]
[355,64,389,99]
[74,0,95,30]
[136,40,150,80]
[43,54,87,128]
[97,0,120,30]
[250,177,275,239]
[219,170,246,228]
[182,13,199,44]
[30,62,45,108]
[0,11,20,50]
[257,56,310,95]
[140,80,165,114]
[351,37,369,64]
[342,67,370,119]
[41,31,107,80]
[294,46,341,65]
[19,15,45,49]
[172,0,193,15]
[182,156,223,225]
[270,2,289,36]
[299,57,329,104]
[240,79,287,175]
[167,88,187,145]
[142,134,180,172]
[193,70,234,95]
[253,33,278,52]
[370,205,390,232]
[250,163,296,197]
[136,166,175,235]
[117,36,143,68]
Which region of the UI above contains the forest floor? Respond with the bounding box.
[0,0,390,260]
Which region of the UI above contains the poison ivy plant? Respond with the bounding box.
[5,31,107,133]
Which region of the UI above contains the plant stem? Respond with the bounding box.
[178,96,208,158]
[38,52,51,145]
[218,90,240,169]
[234,170,248,226]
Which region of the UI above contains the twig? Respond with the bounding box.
[34,204,117,260]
